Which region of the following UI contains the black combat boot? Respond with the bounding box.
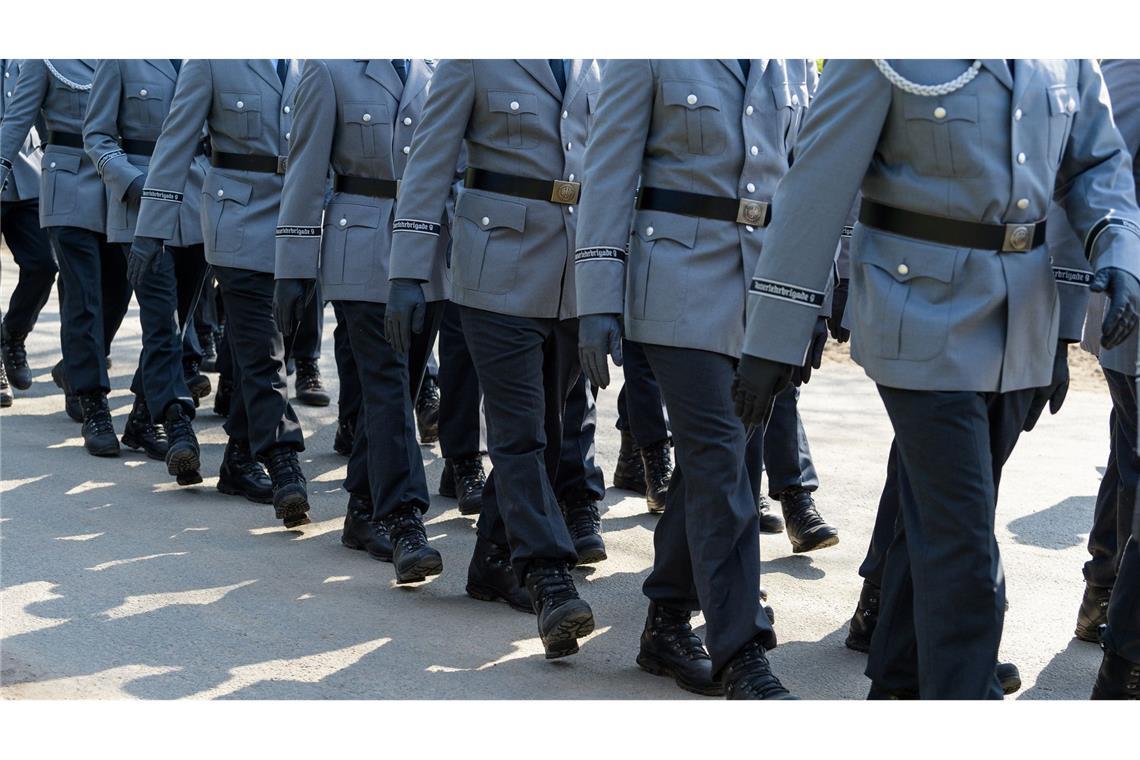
[441,456,486,515]
[779,487,839,553]
[163,403,202,486]
[52,360,83,422]
[641,439,673,514]
[757,494,786,534]
[1092,627,1140,699]
[294,358,329,406]
[340,493,393,561]
[561,494,606,564]
[845,579,880,653]
[525,560,595,659]
[466,535,532,612]
[121,396,169,460]
[217,439,273,504]
[198,329,218,373]
[79,393,120,457]
[997,662,1022,695]
[265,445,310,528]
[333,414,356,457]
[720,639,795,700]
[0,360,12,407]
[183,358,212,404]
[384,506,443,584]
[2,327,32,390]
[1075,584,1112,643]
[612,431,647,495]
[415,375,440,444]
[637,602,723,696]
[213,376,233,417]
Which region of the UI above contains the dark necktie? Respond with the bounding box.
[739,59,751,80]
[276,59,287,86]
[391,59,407,85]
[170,59,182,76]
[1007,59,1016,82]
[549,59,567,94]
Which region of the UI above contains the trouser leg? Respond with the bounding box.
[1091,369,1140,590]
[286,279,323,362]
[100,239,131,356]
[763,385,819,497]
[618,337,670,447]
[130,244,193,420]
[216,303,233,383]
[332,302,361,422]
[172,244,208,365]
[554,372,606,501]
[1,199,57,336]
[48,227,113,395]
[438,300,482,460]
[858,441,901,586]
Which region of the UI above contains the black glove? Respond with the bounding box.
[1023,341,1069,432]
[124,174,146,206]
[384,278,426,353]
[578,314,623,389]
[793,317,828,386]
[827,278,850,342]
[1090,267,1140,349]
[126,236,165,288]
[732,354,794,428]
[272,278,316,337]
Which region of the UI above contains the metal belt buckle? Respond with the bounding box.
[1002,222,1035,252]
[276,155,289,175]
[550,180,581,205]
[737,199,770,227]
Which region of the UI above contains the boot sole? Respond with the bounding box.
[1,395,11,408]
[216,480,274,505]
[395,551,444,584]
[296,394,331,407]
[166,445,203,485]
[86,444,121,458]
[636,652,725,697]
[457,499,482,516]
[541,601,595,659]
[844,632,872,653]
[274,486,310,525]
[1074,624,1102,643]
[791,533,839,554]
[419,432,439,444]
[340,536,393,562]
[121,432,168,461]
[575,545,608,565]
[6,366,32,391]
[465,583,536,614]
[647,501,666,515]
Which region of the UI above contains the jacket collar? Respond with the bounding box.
[517,59,564,101]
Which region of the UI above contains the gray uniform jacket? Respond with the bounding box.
[275,59,450,304]
[574,59,813,358]
[84,59,208,246]
[0,59,105,233]
[134,59,302,273]
[742,59,1140,393]
[388,59,601,320]
[1,60,43,202]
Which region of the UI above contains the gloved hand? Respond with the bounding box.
[732,354,795,428]
[827,278,850,342]
[578,314,623,389]
[0,166,10,194]
[793,317,828,386]
[1090,267,1140,349]
[124,174,146,206]
[1023,341,1069,432]
[272,278,316,336]
[385,278,426,353]
[126,236,165,288]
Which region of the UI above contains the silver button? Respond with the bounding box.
[481,216,490,226]
[139,88,148,97]
[746,183,756,193]
[403,117,412,126]
[745,105,754,116]
[362,113,371,122]
[1017,198,1029,210]
[566,142,572,151]
[568,206,574,214]
[49,162,56,169]
[745,225,755,233]
[285,132,291,140]
[1017,152,1026,164]
[236,100,244,109]
[402,146,410,155]
[1014,108,1022,121]
[791,94,800,106]
[686,93,698,105]
[561,110,568,119]
[750,146,758,156]
[1067,99,1076,113]
[5,91,11,98]
[509,100,520,111]
[933,106,946,119]
[897,264,909,276]
[284,105,291,114]
[567,173,575,182]
[646,226,654,237]
[3,72,8,78]
[339,218,347,227]
[216,189,224,197]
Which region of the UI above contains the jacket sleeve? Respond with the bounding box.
[84,60,142,203]
[573,58,654,317]
[274,59,335,280]
[388,59,474,282]
[134,59,212,242]
[743,59,891,365]
[1045,203,1093,343]
[1054,59,1140,278]
[0,59,48,187]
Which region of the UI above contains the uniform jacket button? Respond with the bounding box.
[510,101,520,111]
[481,216,490,226]
[362,113,371,122]
[339,218,347,227]
[746,182,756,193]
[216,189,224,197]
[568,173,575,182]
[750,146,759,156]
[403,117,412,125]
[1067,99,1076,113]
[50,162,56,168]
[566,142,572,151]
[1017,152,1026,164]
[1014,108,1022,120]
[933,106,946,119]
[561,110,568,119]
[745,105,754,115]
[568,206,574,214]
[897,263,909,276]
[1017,198,1029,209]
[285,132,291,140]
[791,94,800,106]
[139,88,148,97]
[284,105,291,114]
[236,101,244,109]
[745,225,755,233]
[646,226,654,237]
[686,93,698,105]
[402,146,410,154]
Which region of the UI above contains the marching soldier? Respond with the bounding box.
[734,59,1140,699]
[83,58,207,484]
[575,59,815,699]
[273,58,449,585]
[0,59,132,454]
[132,59,310,528]
[1,59,59,406]
[387,59,604,656]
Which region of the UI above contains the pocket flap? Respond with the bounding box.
[45,152,81,174]
[634,211,699,248]
[662,80,721,111]
[768,80,808,109]
[487,91,538,115]
[344,102,388,125]
[902,93,978,123]
[858,227,958,284]
[204,173,253,206]
[324,202,381,229]
[456,191,527,232]
[125,82,164,101]
[220,92,261,113]
[1048,85,1080,116]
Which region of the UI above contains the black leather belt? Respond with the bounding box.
[859,199,1046,253]
[638,186,772,227]
[45,130,83,149]
[464,167,580,204]
[210,150,287,175]
[334,174,399,199]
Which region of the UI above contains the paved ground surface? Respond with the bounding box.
[0,254,1113,700]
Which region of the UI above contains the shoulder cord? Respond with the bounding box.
[872,59,982,97]
[42,59,92,92]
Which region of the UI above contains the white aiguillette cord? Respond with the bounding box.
[43,59,92,91]
[872,59,982,97]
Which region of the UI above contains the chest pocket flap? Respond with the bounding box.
[1048,85,1079,116]
[325,202,382,230]
[204,173,253,206]
[456,191,527,232]
[859,229,958,284]
[662,80,721,111]
[45,152,81,174]
[221,92,261,112]
[903,93,978,124]
[488,91,538,115]
[344,102,388,125]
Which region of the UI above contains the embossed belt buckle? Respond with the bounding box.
[276,155,289,175]
[550,180,581,205]
[1002,222,1035,252]
[737,199,770,227]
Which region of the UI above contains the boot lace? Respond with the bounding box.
[266,447,305,487]
[726,642,788,699]
[165,408,195,446]
[528,563,578,610]
[454,457,486,496]
[782,489,828,533]
[416,378,440,414]
[5,336,28,369]
[387,511,429,553]
[81,395,115,436]
[295,359,324,392]
[642,443,673,487]
[655,606,709,661]
[563,497,601,540]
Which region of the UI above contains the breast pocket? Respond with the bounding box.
[219,92,262,140]
[902,94,983,178]
[487,91,540,149]
[451,192,526,294]
[629,212,698,322]
[1047,84,1079,168]
[852,227,961,362]
[661,80,726,156]
[202,173,252,254]
[321,202,381,285]
[343,102,390,159]
[124,83,166,128]
[42,152,81,216]
[49,83,83,119]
